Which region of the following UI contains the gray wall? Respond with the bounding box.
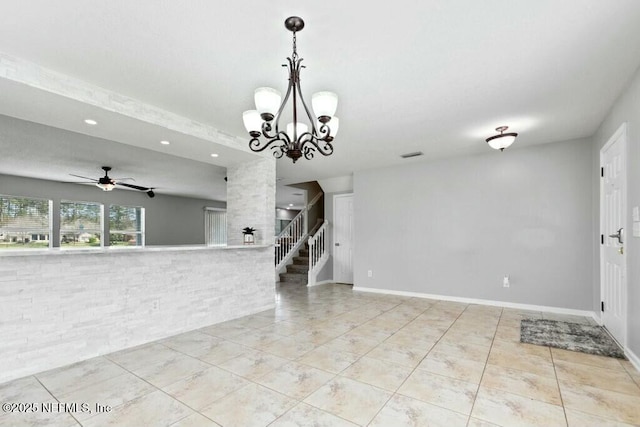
[353,138,593,310]
[592,65,640,358]
[0,174,225,246]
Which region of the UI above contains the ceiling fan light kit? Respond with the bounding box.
[96,166,116,191]
[486,126,518,151]
[96,182,115,191]
[242,16,339,163]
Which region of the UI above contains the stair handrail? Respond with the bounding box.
[275,208,308,271]
[307,191,323,210]
[307,220,329,286]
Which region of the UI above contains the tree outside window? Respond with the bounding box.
[109,205,144,246]
[60,201,103,247]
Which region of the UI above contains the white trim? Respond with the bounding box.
[307,220,330,287]
[307,280,334,288]
[591,312,603,326]
[599,122,628,347]
[275,233,309,277]
[626,347,640,373]
[275,208,308,274]
[332,193,354,284]
[601,122,627,151]
[353,286,595,317]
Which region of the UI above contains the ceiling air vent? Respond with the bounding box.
[400,151,424,159]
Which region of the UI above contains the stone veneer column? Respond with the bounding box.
[226,157,276,246]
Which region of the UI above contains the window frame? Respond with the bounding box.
[59,199,104,249]
[0,194,52,250]
[109,204,145,248]
[205,207,227,246]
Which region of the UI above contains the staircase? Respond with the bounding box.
[275,188,329,286]
[279,241,309,284]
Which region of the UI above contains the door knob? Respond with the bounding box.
[609,228,624,244]
[335,243,340,246]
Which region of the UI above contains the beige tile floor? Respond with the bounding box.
[1,283,639,427]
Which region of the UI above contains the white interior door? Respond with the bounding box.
[600,123,627,346]
[333,194,354,284]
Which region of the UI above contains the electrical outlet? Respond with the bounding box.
[152,300,159,311]
[367,270,373,278]
[503,275,510,288]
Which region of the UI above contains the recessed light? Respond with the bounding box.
[84,119,97,125]
[289,204,293,206]
[210,153,219,158]
[160,140,170,145]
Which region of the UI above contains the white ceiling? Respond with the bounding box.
[1,0,640,201]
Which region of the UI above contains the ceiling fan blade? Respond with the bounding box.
[117,182,155,198]
[117,182,150,192]
[69,173,97,181]
[112,177,135,182]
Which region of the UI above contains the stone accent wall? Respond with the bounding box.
[226,157,276,246]
[0,246,274,384]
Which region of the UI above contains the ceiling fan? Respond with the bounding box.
[70,166,155,198]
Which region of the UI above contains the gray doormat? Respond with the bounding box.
[520,319,626,359]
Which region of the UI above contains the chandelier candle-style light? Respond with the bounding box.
[242,16,339,163]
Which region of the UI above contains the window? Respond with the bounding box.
[0,195,51,249]
[109,205,144,246]
[60,201,103,248]
[205,208,226,246]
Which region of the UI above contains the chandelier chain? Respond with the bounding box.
[292,31,298,62]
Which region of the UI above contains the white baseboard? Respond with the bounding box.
[352,286,595,318]
[308,280,334,288]
[588,314,639,372]
[625,347,640,372]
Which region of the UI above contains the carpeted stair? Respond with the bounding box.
[279,242,309,284]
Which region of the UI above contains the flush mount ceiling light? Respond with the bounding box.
[486,126,518,151]
[84,119,97,125]
[242,16,339,163]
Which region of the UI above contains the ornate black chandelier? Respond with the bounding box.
[242,16,339,163]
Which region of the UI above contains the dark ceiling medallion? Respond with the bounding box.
[486,125,518,151]
[242,16,339,163]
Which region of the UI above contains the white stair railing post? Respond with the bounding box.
[307,220,329,286]
[275,208,309,273]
